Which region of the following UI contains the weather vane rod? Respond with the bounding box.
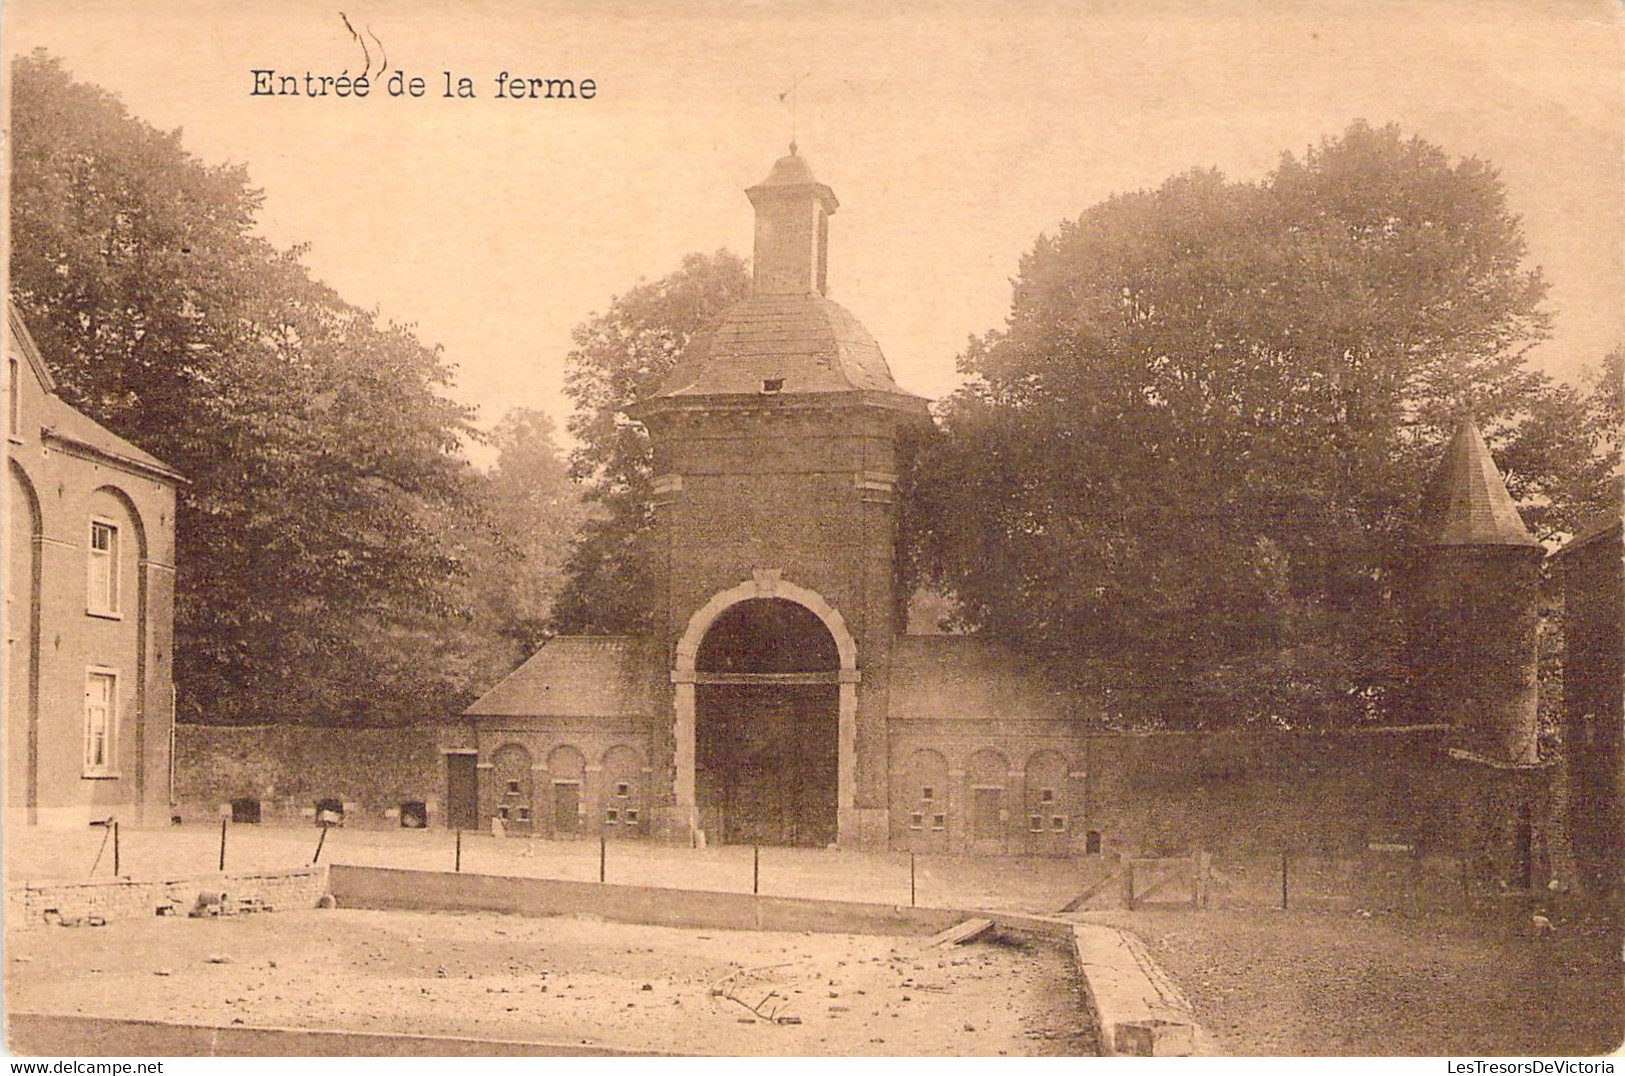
[778,71,812,152]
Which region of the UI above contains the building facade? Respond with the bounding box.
[455,148,1576,872]
[462,147,1098,852]
[4,304,182,827]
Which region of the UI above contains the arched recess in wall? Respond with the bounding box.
[674,575,857,674]
[490,742,533,831]
[546,744,586,837]
[897,748,949,851]
[1025,749,1070,851]
[601,744,644,835]
[670,573,861,846]
[7,461,42,818]
[965,747,1010,854]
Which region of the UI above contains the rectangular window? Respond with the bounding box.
[88,521,119,615]
[909,811,924,829]
[625,809,639,824]
[606,808,619,823]
[505,779,521,795]
[516,806,531,821]
[921,787,935,802]
[497,806,511,820]
[932,813,946,830]
[84,671,116,775]
[1029,815,1044,832]
[1051,816,1066,831]
[615,782,630,797]
[1039,788,1055,804]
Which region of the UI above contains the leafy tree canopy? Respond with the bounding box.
[909,121,1619,730]
[549,250,751,634]
[9,51,501,725]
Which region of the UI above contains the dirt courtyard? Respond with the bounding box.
[5,908,1096,1056]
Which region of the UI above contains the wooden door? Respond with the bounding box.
[971,786,1004,851]
[445,754,478,830]
[553,781,581,836]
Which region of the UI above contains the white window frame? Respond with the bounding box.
[83,668,118,777]
[87,518,121,618]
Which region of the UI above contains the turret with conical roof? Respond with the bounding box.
[1412,418,1544,764]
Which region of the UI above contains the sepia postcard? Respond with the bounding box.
[2,0,1622,1066]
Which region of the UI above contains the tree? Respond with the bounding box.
[549,250,751,634]
[10,51,485,725]
[911,121,1612,729]
[467,407,585,654]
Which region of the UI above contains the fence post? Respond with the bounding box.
[219,817,228,871]
[112,821,120,878]
[1123,859,1136,910]
[1280,849,1289,911]
[311,823,328,865]
[910,852,916,908]
[455,828,462,873]
[599,835,606,883]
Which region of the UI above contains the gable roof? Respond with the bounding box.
[1419,419,1539,548]
[465,636,655,718]
[7,301,184,483]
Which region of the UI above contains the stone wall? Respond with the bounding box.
[173,724,466,828]
[171,721,1541,872]
[888,722,1467,858]
[5,866,328,932]
[1557,522,1624,897]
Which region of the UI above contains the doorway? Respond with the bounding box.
[445,753,478,830]
[694,598,839,847]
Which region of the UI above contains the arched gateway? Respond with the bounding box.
[672,575,858,847]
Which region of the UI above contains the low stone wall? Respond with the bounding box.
[328,864,967,936]
[5,867,329,932]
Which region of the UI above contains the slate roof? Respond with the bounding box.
[657,292,923,400]
[7,301,183,482]
[748,145,837,209]
[1419,419,1540,548]
[887,635,1079,723]
[465,636,654,718]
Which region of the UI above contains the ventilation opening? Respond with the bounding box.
[230,798,261,824]
[1085,830,1102,855]
[315,798,344,827]
[399,801,427,829]
[761,377,784,394]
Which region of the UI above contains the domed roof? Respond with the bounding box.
[758,145,818,187]
[657,292,918,399]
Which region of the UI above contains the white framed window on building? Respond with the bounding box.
[87,519,120,616]
[84,669,117,776]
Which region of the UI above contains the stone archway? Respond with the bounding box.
[672,571,859,847]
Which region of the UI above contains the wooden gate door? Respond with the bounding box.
[553,781,581,836]
[445,753,478,830]
[971,786,1005,853]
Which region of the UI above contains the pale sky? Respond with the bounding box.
[6,0,1623,464]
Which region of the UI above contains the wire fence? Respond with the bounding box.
[6,821,1594,923]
